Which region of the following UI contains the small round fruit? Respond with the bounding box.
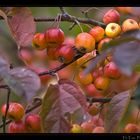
[47,47,59,60]
[105,23,121,38]
[77,72,93,85]
[75,32,95,53]
[1,102,25,121]
[91,116,104,127]
[81,121,94,133]
[63,37,75,46]
[70,124,82,133]
[122,19,139,32]
[92,126,105,133]
[85,84,103,98]
[88,103,100,116]
[97,38,112,53]
[25,114,42,132]
[92,67,104,81]
[8,120,26,133]
[45,28,65,47]
[89,26,105,42]
[56,44,75,63]
[124,123,139,133]
[104,62,121,79]
[94,76,110,91]
[103,9,120,24]
[32,33,47,50]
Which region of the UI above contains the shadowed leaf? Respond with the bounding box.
[40,79,88,133]
[3,67,41,101]
[105,91,131,133]
[0,51,10,77]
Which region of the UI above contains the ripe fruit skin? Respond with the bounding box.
[70,124,82,133]
[103,9,120,24]
[88,103,100,116]
[75,32,95,53]
[94,76,110,91]
[47,47,59,60]
[32,33,47,50]
[104,62,121,79]
[45,28,65,47]
[8,120,26,133]
[124,123,139,133]
[105,23,121,38]
[91,116,104,127]
[56,44,75,63]
[98,38,112,53]
[77,72,93,85]
[92,126,105,133]
[63,37,75,46]
[92,67,104,81]
[122,19,139,32]
[89,26,105,42]
[1,103,25,121]
[85,84,103,98]
[81,121,94,133]
[25,114,42,132]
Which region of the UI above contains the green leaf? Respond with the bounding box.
[39,79,88,133]
[105,91,131,133]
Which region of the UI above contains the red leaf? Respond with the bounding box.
[4,67,41,101]
[0,7,36,48]
[40,79,88,133]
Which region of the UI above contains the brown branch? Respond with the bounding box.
[38,49,85,76]
[0,13,106,28]
[34,14,106,28]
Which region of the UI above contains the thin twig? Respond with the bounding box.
[0,86,11,133]
[34,15,106,28]
[38,50,85,76]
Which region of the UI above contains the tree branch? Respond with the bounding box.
[38,49,85,76]
[34,15,106,28]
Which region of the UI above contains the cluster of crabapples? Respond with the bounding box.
[7,8,140,133]
[1,102,42,133]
